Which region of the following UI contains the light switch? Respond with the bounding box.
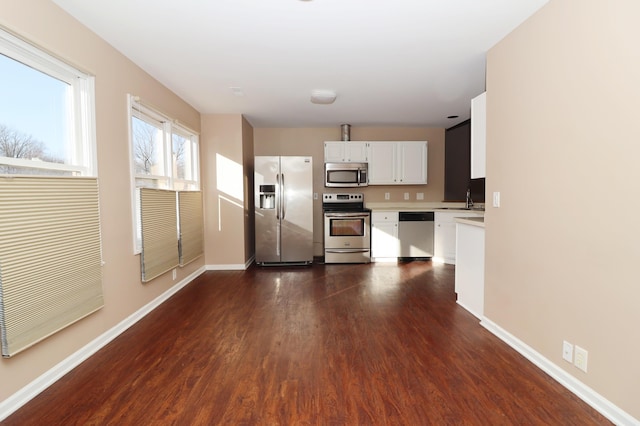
[492,191,501,207]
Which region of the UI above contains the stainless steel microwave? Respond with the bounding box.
[324,162,368,187]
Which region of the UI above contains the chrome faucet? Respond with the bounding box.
[465,188,473,209]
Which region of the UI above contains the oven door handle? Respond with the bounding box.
[324,212,369,219]
[324,248,370,254]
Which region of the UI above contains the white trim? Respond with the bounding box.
[127,94,201,254]
[0,26,88,82]
[371,257,399,263]
[0,28,97,178]
[206,256,254,271]
[0,266,206,422]
[127,95,140,254]
[481,317,639,426]
[0,156,86,173]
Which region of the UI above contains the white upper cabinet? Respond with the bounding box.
[471,92,486,178]
[398,142,428,184]
[368,141,427,185]
[324,141,368,163]
[368,142,397,184]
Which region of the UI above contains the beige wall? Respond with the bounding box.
[254,127,445,255]
[201,114,252,267]
[0,0,203,401]
[485,0,640,419]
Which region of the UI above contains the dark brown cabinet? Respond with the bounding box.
[445,120,484,202]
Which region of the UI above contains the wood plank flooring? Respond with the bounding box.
[2,261,610,425]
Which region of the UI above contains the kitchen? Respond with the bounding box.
[0,1,638,424]
[253,126,483,255]
[253,121,486,311]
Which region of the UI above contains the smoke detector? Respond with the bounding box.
[310,90,336,104]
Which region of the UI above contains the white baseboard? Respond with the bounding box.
[206,255,253,271]
[481,317,639,426]
[0,266,206,422]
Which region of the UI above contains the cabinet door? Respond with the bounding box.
[471,92,486,178]
[441,221,457,264]
[368,142,397,184]
[434,212,456,264]
[371,221,399,258]
[324,141,369,163]
[434,211,483,265]
[344,142,368,162]
[324,141,346,162]
[398,142,427,184]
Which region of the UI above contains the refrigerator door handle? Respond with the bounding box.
[275,174,281,220]
[276,173,281,255]
[281,173,286,219]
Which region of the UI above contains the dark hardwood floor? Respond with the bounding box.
[3,261,609,425]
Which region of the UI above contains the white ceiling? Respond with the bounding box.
[52,0,548,129]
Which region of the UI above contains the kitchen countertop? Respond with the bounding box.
[366,202,485,214]
[455,217,485,228]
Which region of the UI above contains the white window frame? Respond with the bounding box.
[128,94,200,254]
[0,27,97,176]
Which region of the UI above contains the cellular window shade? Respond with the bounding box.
[178,191,203,266]
[0,176,103,358]
[140,188,178,282]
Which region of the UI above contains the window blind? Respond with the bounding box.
[139,188,179,282]
[178,191,203,266]
[0,176,103,358]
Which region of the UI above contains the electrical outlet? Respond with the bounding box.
[416,192,424,200]
[313,192,318,200]
[404,192,409,200]
[574,345,588,372]
[172,269,177,280]
[562,341,573,363]
[384,192,390,200]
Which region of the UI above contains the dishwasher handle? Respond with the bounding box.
[398,211,434,221]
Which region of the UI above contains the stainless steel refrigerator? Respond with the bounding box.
[254,156,313,265]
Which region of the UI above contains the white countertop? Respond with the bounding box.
[455,217,485,228]
[366,202,485,214]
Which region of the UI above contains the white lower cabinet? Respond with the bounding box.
[371,211,399,260]
[434,212,483,264]
[434,212,456,264]
[455,222,485,319]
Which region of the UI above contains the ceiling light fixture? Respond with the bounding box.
[230,87,245,96]
[310,90,336,105]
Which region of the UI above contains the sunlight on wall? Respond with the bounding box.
[217,194,244,232]
[216,153,243,201]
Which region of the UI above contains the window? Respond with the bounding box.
[0,29,102,355]
[129,96,199,191]
[0,28,96,176]
[128,95,200,253]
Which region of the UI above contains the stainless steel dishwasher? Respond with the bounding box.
[398,212,435,259]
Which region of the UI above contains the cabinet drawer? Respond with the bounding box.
[372,211,398,223]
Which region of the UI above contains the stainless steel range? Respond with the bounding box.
[323,193,371,264]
